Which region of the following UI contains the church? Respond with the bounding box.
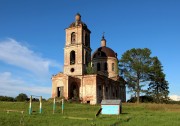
[52,13,126,104]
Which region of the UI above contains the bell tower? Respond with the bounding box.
[64,13,91,75]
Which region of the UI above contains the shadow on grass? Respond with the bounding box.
[109,121,121,126]
[121,112,128,115]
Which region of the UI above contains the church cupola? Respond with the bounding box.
[101,34,106,47]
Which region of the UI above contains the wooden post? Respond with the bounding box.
[29,95,32,115]
[39,96,42,114]
[62,99,64,114]
[53,97,56,114]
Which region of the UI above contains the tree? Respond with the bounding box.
[86,62,94,74]
[148,57,169,103]
[15,93,28,101]
[0,96,15,101]
[127,95,154,103]
[119,48,152,103]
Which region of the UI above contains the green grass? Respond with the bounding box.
[0,101,180,126]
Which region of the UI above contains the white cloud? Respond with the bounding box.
[0,38,61,77]
[0,72,51,98]
[169,95,180,101]
[0,38,62,98]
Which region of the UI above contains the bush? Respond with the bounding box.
[0,96,15,101]
[15,93,28,101]
[127,95,154,103]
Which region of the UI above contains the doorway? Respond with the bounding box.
[57,86,64,97]
[70,82,79,99]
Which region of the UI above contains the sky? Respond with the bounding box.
[0,0,180,100]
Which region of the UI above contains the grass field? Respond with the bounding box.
[0,101,180,126]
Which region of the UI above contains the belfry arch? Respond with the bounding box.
[70,50,75,65]
[71,32,76,44]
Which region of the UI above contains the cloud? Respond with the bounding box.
[0,38,61,77]
[169,95,180,101]
[0,38,62,98]
[0,72,51,98]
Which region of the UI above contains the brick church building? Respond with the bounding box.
[52,13,126,104]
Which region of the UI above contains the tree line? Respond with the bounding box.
[119,48,169,103]
[0,93,40,102]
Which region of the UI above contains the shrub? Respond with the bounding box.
[15,93,28,101]
[127,95,154,103]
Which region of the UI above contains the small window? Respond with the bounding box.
[116,90,118,97]
[70,68,75,72]
[85,52,88,66]
[98,85,101,90]
[71,32,76,44]
[112,63,114,71]
[97,63,100,71]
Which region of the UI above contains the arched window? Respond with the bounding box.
[104,62,107,71]
[112,63,114,71]
[97,63,100,71]
[85,52,89,66]
[85,34,89,47]
[70,51,75,65]
[71,32,76,44]
[116,89,118,97]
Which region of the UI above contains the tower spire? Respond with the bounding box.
[102,32,105,39]
[101,32,106,47]
[75,13,81,21]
